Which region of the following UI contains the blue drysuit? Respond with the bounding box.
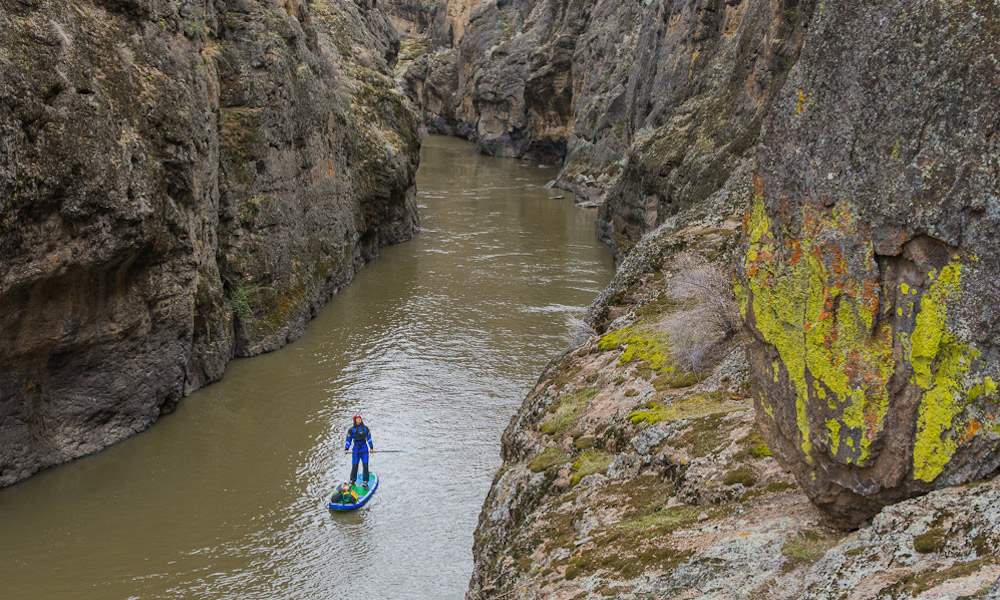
[345,425,373,484]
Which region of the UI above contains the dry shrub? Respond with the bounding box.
[665,256,740,372]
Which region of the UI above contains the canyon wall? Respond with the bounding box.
[466,192,1000,598]
[398,0,813,255]
[737,1,1000,527]
[386,0,1000,595]
[0,0,420,486]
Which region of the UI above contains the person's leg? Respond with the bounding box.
[362,453,369,485]
[350,447,360,482]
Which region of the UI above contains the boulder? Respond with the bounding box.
[738,0,1000,527]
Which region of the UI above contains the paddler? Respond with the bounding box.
[344,414,373,489]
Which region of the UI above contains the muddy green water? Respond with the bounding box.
[0,135,614,599]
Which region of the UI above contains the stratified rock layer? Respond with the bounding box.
[737,1,1000,526]
[0,0,419,486]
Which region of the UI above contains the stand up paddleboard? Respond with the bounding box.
[328,473,379,511]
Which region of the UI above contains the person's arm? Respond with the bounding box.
[366,427,373,451]
[345,428,353,453]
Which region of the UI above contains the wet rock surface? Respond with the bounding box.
[0,0,419,486]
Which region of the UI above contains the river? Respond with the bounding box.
[0,135,615,599]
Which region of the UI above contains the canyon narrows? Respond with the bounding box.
[382,0,1000,597]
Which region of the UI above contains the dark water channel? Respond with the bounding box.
[0,135,615,599]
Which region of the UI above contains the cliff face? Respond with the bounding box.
[397,0,813,254]
[401,0,598,164]
[467,180,1000,598]
[737,1,1000,527]
[0,0,419,486]
[440,0,1000,595]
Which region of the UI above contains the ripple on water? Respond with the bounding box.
[0,135,614,600]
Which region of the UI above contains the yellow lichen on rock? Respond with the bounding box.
[742,190,894,466]
[746,193,997,485]
[903,261,981,483]
[598,326,672,372]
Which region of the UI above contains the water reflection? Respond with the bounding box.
[0,135,614,599]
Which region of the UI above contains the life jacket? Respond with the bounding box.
[351,425,369,445]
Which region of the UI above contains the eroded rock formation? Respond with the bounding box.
[737,1,1000,527]
[0,0,419,486]
[420,0,1000,594]
[395,0,814,256]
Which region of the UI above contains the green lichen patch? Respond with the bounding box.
[529,447,568,473]
[723,466,758,487]
[562,528,695,580]
[564,557,585,580]
[912,528,947,553]
[616,475,676,517]
[628,393,745,425]
[570,451,613,486]
[594,582,632,597]
[634,292,682,320]
[540,388,598,438]
[739,479,800,501]
[882,558,993,597]
[780,529,839,573]
[515,556,534,573]
[672,412,732,458]
[739,426,773,458]
[652,369,702,390]
[763,481,798,494]
[614,504,710,537]
[598,326,672,372]
[538,508,583,556]
[594,546,694,580]
[546,363,583,393]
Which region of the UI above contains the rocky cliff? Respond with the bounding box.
[424,0,1000,596]
[0,0,419,486]
[737,1,1000,528]
[467,199,1000,598]
[396,0,814,255]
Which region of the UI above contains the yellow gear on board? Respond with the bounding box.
[337,484,358,504]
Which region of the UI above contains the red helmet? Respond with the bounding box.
[353,414,362,421]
